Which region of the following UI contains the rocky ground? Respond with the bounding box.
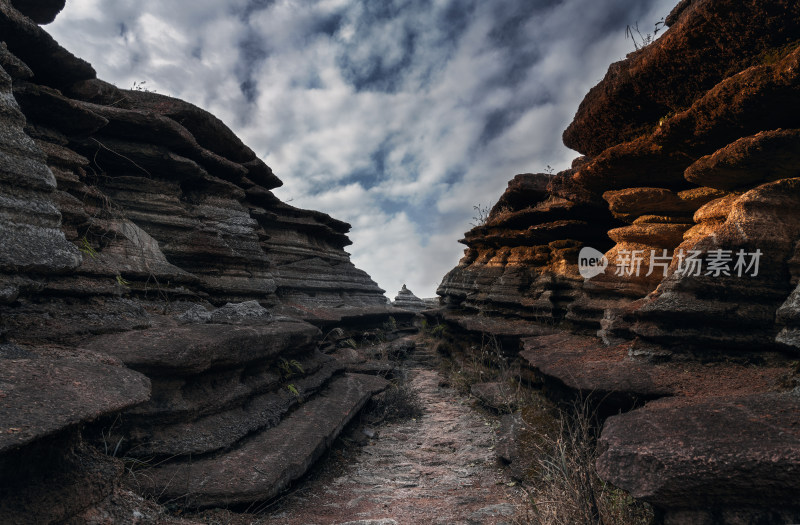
[247,349,527,525]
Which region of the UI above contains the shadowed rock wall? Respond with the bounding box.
[0,0,399,521]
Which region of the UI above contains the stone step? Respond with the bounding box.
[139,372,389,508]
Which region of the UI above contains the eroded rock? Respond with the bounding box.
[597,393,800,516]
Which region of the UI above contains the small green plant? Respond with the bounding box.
[277,357,304,378]
[422,319,448,338]
[657,111,673,127]
[78,236,98,259]
[115,274,131,286]
[759,39,800,66]
[361,328,387,346]
[286,383,300,398]
[544,164,555,175]
[322,327,345,346]
[430,322,447,338]
[488,205,515,225]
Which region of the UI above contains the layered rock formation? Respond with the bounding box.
[0,1,398,521]
[437,0,800,520]
[392,284,427,311]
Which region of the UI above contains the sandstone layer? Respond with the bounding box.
[0,1,400,521]
[392,284,427,312]
[436,0,800,519]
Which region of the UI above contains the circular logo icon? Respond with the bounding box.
[578,247,608,279]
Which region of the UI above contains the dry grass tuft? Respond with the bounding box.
[519,398,654,525]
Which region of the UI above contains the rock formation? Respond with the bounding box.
[0,0,404,521]
[392,284,427,311]
[436,0,800,520]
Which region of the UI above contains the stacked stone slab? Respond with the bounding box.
[0,0,388,341]
[437,0,800,520]
[79,310,388,509]
[0,0,395,520]
[438,171,618,326]
[393,284,427,311]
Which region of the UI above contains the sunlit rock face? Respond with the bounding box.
[0,0,396,521]
[435,0,800,520]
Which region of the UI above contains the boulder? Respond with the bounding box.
[209,300,271,324]
[597,393,800,516]
[0,348,150,524]
[80,319,320,376]
[0,353,150,454]
[520,334,790,408]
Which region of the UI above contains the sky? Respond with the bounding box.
[46,0,675,299]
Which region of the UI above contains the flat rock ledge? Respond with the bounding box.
[0,353,150,454]
[0,350,150,525]
[597,392,800,523]
[140,372,389,508]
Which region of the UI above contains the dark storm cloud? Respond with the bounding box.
[48,0,678,298]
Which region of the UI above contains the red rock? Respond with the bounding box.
[520,334,789,403]
[633,178,800,348]
[685,128,800,190]
[656,46,800,155]
[597,393,800,514]
[573,137,695,192]
[564,0,800,155]
[489,173,550,216]
[607,223,690,247]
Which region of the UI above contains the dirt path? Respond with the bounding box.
[258,361,527,525]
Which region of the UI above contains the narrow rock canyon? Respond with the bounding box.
[1,0,799,524]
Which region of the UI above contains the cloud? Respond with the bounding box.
[47,0,677,298]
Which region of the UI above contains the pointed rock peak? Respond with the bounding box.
[393,285,426,311]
